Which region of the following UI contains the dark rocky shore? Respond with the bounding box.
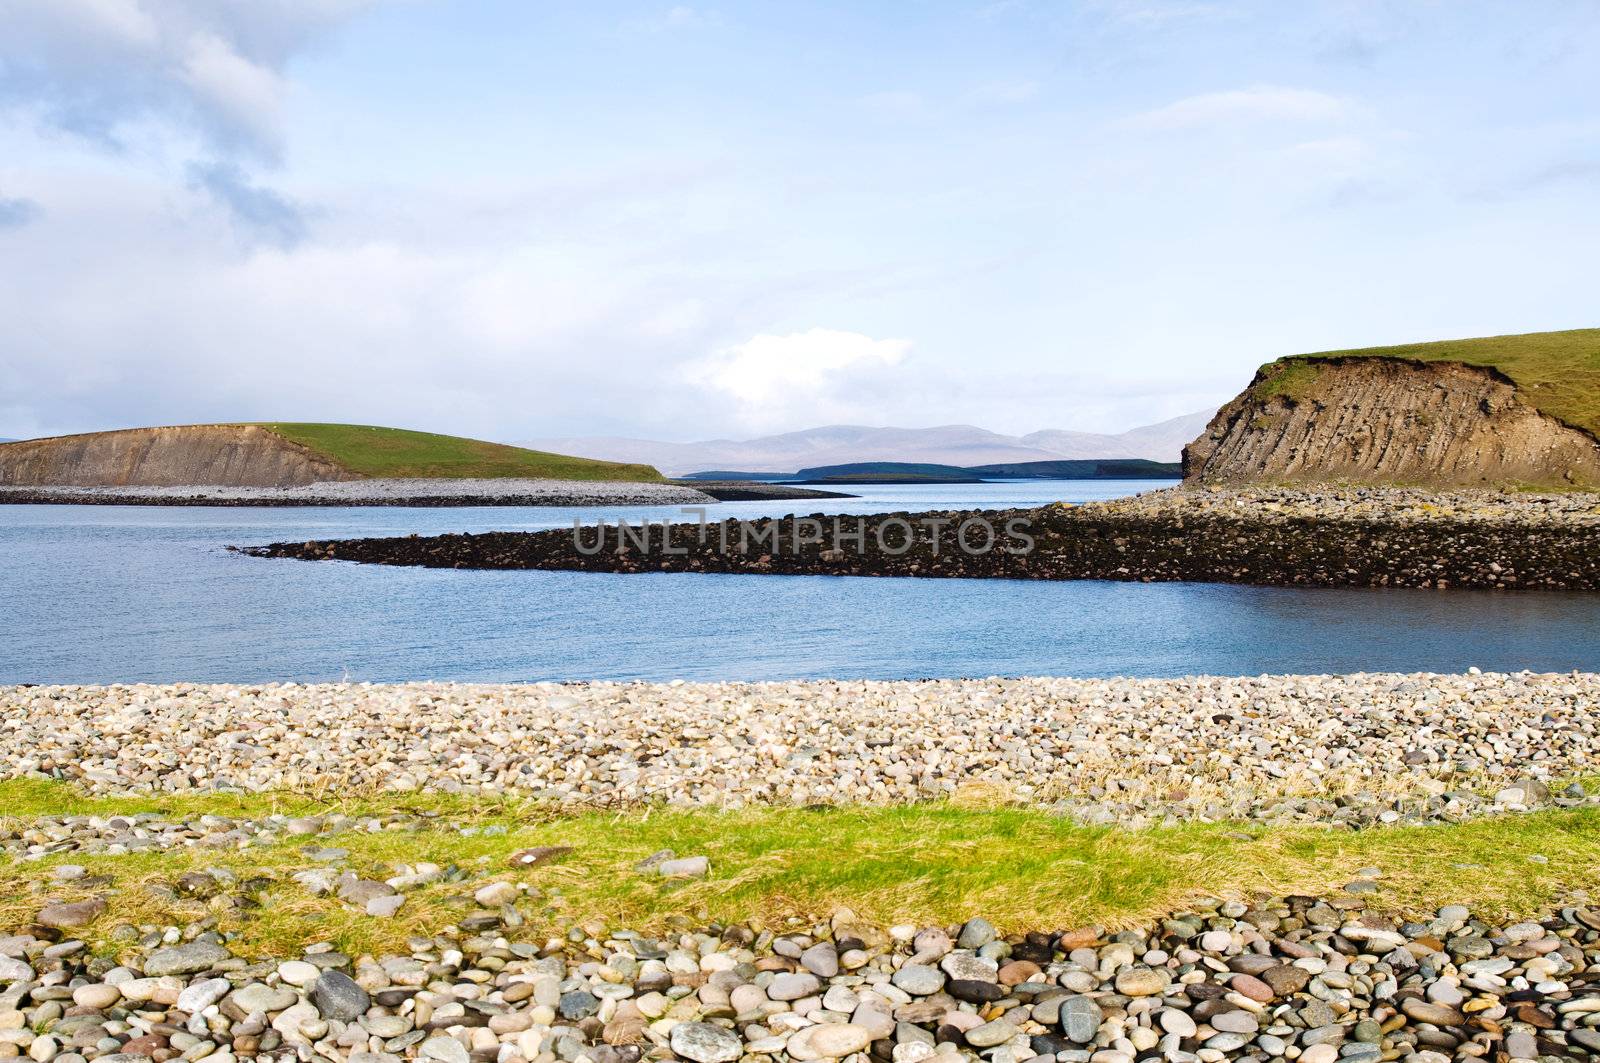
[237,488,1600,591]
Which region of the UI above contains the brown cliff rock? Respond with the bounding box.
[1183,357,1600,489]
[0,424,360,488]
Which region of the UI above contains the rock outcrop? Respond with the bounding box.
[0,424,360,488]
[1184,357,1600,488]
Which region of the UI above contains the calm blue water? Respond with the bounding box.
[4,479,1600,683]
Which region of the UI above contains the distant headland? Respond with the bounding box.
[0,423,842,506]
[1187,328,1600,489]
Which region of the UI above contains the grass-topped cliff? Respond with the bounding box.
[0,422,664,488]
[256,423,663,481]
[1186,328,1600,489]
[1278,327,1600,437]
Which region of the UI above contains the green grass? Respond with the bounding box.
[1253,359,1324,404]
[6,780,1599,958]
[256,423,664,481]
[1279,327,1600,437]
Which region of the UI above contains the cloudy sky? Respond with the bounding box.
[1,0,1597,443]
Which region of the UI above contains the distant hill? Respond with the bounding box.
[792,459,1181,483]
[0,423,663,488]
[966,459,1182,479]
[1020,411,1214,463]
[796,462,981,484]
[523,410,1214,476]
[1187,328,1600,489]
[677,470,804,481]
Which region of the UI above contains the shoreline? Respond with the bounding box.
[6,875,1597,1063]
[0,478,850,507]
[6,674,1600,1063]
[238,486,1600,591]
[6,671,1595,827]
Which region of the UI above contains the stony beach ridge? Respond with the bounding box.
[238,487,1600,591]
[5,887,1600,1063]
[5,675,1600,1063]
[4,673,1596,827]
[0,481,845,508]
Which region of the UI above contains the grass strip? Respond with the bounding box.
[5,781,1599,958]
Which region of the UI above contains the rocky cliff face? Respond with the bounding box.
[0,425,360,487]
[1184,358,1600,489]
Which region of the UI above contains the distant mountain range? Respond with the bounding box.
[523,410,1214,477]
[681,458,1182,484]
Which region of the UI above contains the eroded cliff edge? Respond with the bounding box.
[0,424,360,488]
[1183,357,1600,489]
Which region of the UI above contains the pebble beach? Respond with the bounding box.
[5,888,1600,1063]
[4,674,1600,1063]
[3,672,1597,826]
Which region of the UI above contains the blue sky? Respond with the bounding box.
[1,0,1598,442]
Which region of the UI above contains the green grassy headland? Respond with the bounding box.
[1263,328,1600,436]
[257,423,664,481]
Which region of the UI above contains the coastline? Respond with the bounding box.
[6,673,1600,1063]
[0,478,850,507]
[238,486,1600,591]
[6,671,1594,827]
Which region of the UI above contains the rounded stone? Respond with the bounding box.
[787,1023,873,1061]
[963,1020,1015,1049]
[1114,968,1170,997]
[768,972,822,1001]
[956,918,996,950]
[1211,1010,1258,1035]
[474,881,519,907]
[669,1023,741,1063]
[800,943,840,978]
[938,953,997,982]
[1058,995,1103,1044]
[71,985,120,1010]
[1401,999,1464,1026]
[310,970,371,1022]
[277,960,320,987]
[1229,974,1274,1002]
[891,965,945,996]
[176,978,230,1015]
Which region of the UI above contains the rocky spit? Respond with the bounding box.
[2,673,1597,826]
[0,482,844,508]
[237,487,1600,591]
[5,887,1600,1063]
[1093,488,1600,528]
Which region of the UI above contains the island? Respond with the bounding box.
[242,329,1600,588]
[0,422,848,505]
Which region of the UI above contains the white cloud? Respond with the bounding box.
[1130,85,1351,130]
[0,0,383,159]
[178,30,287,153]
[682,329,912,426]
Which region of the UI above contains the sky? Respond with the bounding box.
[1,1,1598,443]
